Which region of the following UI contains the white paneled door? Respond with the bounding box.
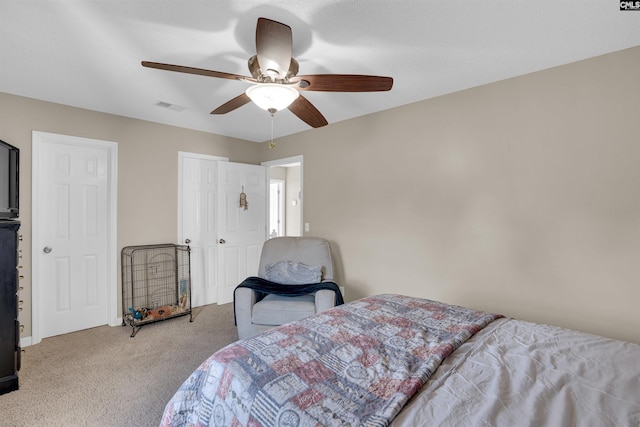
[179,153,224,307]
[33,132,117,342]
[217,162,266,304]
[179,154,266,307]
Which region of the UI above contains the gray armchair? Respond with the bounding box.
[234,237,342,340]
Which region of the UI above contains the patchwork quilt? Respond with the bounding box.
[160,294,502,427]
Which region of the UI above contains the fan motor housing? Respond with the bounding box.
[248,55,299,82]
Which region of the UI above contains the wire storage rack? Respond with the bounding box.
[121,244,192,337]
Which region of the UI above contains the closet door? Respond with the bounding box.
[179,154,267,307]
[179,154,222,307]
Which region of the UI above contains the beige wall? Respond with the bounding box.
[0,93,260,339]
[2,46,638,344]
[260,46,640,343]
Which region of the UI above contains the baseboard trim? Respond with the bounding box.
[20,318,123,348]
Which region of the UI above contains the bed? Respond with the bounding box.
[160,294,640,426]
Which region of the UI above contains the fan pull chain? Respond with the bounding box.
[269,114,276,149]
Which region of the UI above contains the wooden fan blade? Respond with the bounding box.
[293,74,393,92]
[142,61,253,81]
[210,93,251,114]
[256,18,292,80]
[287,95,328,128]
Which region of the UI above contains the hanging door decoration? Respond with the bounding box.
[239,186,248,210]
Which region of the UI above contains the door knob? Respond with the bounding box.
[218,239,226,244]
[43,246,52,253]
[184,238,191,244]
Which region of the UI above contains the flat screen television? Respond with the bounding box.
[0,140,19,219]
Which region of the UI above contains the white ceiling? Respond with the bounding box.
[1,1,639,142]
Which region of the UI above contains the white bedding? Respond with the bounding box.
[390,318,640,426]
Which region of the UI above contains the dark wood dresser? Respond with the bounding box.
[0,220,20,395]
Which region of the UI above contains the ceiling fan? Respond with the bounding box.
[142,17,393,128]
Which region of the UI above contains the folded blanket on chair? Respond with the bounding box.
[233,276,344,324]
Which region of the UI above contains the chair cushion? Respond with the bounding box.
[265,261,323,284]
[252,294,316,326]
[258,237,333,281]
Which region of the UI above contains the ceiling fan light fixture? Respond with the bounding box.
[245,83,299,112]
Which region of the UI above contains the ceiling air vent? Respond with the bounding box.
[155,101,187,112]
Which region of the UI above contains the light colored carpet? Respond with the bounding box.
[1,303,239,427]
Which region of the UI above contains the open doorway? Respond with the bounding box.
[262,155,303,238]
[269,179,285,238]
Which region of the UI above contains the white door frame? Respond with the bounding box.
[262,155,304,236]
[31,131,118,346]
